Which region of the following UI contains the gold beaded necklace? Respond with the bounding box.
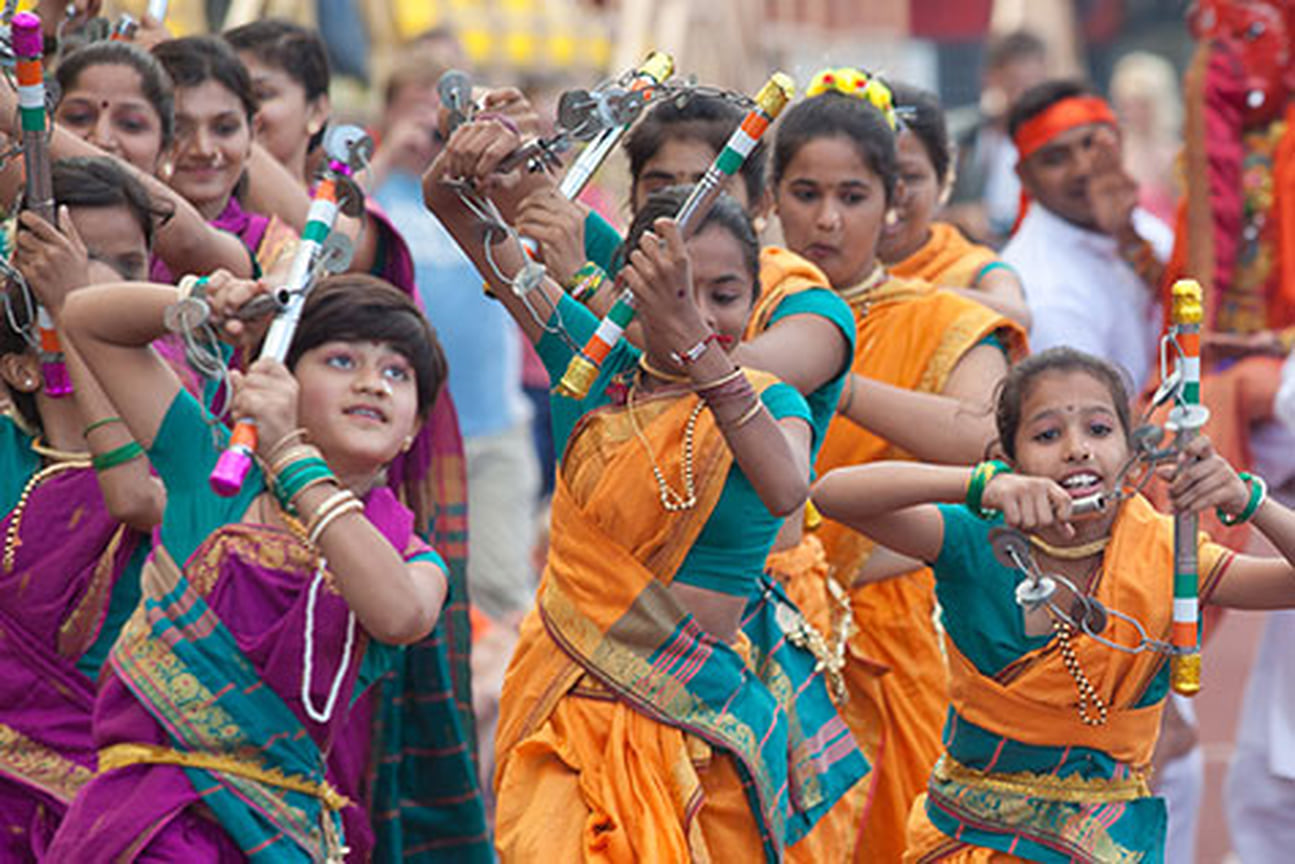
[625,377,704,512]
[3,439,92,574]
[1029,534,1110,560]
[1052,618,1109,726]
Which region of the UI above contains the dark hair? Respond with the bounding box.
[1,157,170,431]
[891,82,952,187]
[285,275,445,418]
[224,20,330,152]
[985,30,1047,72]
[615,186,760,307]
[624,95,767,207]
[1007,79,1097,141]
[772,91,898,204]
[52,156,169,251]
[993,346,1133,460]
[55,41,176,151]
[152,36,258,124]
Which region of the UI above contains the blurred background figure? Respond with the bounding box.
[1110,51,1181,225]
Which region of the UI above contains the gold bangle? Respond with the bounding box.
[309,499,364,546]
[269,444,324,477]
[292,474,338,505]
[693,367,744,393]
[265,428,309,465]
[731,398,765,428]
[305,489,356,533]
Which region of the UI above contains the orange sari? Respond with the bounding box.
[494,372,866,862]
[904,496,1233,862]
[815,275,1027,863]
[889,222,1002,289]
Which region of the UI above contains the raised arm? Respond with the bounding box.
[15,211,165,530]
[627,219,810,517]
[839,341,1007,464]
[422,117,568,345]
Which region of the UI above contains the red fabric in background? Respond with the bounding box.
[908,0,991,40]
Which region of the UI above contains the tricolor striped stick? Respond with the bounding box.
[12,13,70,397]
[209,130,367,496]
[558,51,674,200]
[1167,279,1208,695]
[555,72,794,399]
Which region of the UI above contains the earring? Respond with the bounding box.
[884,209,900,227]
[401,436,413,453]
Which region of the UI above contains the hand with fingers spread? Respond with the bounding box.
[14,206,89,313]
[1159,435,1250,517]
[228,357,299,458]
[1087,127,1140,245]
[981,472,1076,535]
[516,186,587,284]
[619,218,708,354]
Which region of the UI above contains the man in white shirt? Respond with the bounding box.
[1003,80,1172,393]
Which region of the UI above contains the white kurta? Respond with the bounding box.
[1004,204,1172,393]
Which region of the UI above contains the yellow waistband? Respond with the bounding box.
[98,743,351,811]
[934,754,1151,804]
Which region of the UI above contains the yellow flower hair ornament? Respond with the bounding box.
[806,67,900,130]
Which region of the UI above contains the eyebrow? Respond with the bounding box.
[1025,404,1116,424]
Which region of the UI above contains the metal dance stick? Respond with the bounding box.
[555,72,795,400]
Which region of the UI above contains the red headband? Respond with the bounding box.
[1013,96,1118,162]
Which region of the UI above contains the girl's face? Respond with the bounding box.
[168,80,253,219]
[68,203,150,280]
[775,134,887,290]
[55,64,167,174]
[878,129,940,264]
[238,52,326,174]
[294,340,421,480]
[687,224,757,350]
[1011,370,1131,505]
[632,135,750,213]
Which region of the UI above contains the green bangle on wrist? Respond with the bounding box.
[966,459,1013,520]
[83,416,123,437]
[92,441,145,472]
[1218,472,1267,526]
[273,457,335,514]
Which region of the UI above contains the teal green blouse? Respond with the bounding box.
[538,295,811,598]
[0,414,38,514]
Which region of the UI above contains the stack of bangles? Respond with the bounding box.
[694,366,764,429]
[566,262,607,305]
[84,416,146,473]
[1219,472,1267,526]
[966,459,1012,519]
[265,430,365,545]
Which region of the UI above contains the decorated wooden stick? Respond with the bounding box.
[1168,279,1208,695]
[12,12,71,397]
[210,128,368,496]
[555,72,794,399]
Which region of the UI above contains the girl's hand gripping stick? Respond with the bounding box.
[210,125,372,496]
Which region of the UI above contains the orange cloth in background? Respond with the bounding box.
[888,222,1001,290]
[814,276,1027,864]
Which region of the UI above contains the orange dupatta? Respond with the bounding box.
[889,222,1002,290]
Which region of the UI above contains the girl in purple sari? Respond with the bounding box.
[0,158,167,860]
[48,273,450,861]
[225,21,487,860]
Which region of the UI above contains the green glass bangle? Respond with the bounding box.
[966,459,1012,520]
[273,458,334,511]
[1218,472,1267,526]
[566,262,607,304]
[83,416,123,437]
[92,441,145,472]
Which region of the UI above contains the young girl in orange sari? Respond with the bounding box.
[815,347,1295,862]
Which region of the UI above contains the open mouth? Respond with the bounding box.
[343,405,387,423]
[1059,470,1103,499]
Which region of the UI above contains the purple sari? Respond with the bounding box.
[0,463,143,860]
[47,487,428,861]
